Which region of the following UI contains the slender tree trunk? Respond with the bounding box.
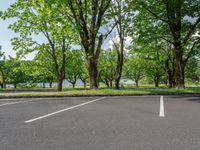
[14,84,17,89]
[110,80,113,88]
[72,83,75,88]
[86,57,98,89]
[175,45,185,88]
[53,39,66,92]
[57,77,63,91]
[42,82,45,88]
[1,71,6,89]
[49,82,52,88]
[57,72,64,92]
[115,78,120,89]
[83,81,86,89]
[164,80,168,87]
[3,80,6,89]
[48,77,53,88]
[154,79,159,87]
[164,58,175,88]
[104,79,110,88]
[115,44,124,89]
[3,83,6,89]
[135,80,139,88]
[168,76,173,88]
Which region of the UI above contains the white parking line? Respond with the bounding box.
[159,96,165,117]
[25,97,105,123]
[0,99,36,107]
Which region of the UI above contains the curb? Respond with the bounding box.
[0,93,200,99]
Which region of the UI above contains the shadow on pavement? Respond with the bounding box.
[167,95,200,103]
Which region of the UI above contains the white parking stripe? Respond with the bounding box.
[0,99,36,107]
[159,96,165,117]
[25,97,105,123]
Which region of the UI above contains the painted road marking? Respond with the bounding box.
[25,97,105,123]
[0,99,36,107]
[159,96,165,117]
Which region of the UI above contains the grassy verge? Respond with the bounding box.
[0,87,200,98]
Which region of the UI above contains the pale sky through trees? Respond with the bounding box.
[0,0,17,58]
[0,0,48,60]
[0,0,132,60]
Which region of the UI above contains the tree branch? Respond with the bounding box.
[183,17,200,46]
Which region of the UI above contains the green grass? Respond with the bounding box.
[0,87,200,98]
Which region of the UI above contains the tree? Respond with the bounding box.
[6,59,28,88]
[109,0,130,89]
[32,50,55,88]
[128,37,165,87]
[130,0,200,88]
[99,48,116,88]
[3,0,76,91]
[79,65,88,89]
[124,56,144,88]
[66,50,84,88]
[185,58,200,84]
[64,0,112,89]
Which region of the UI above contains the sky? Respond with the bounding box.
[0,0,18,58]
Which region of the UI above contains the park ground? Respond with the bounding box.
[0,95,200,150]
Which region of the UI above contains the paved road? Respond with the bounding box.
[0,96,200,150]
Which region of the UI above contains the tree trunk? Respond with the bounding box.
[155,79,159,87]
[72,83,75,88]
[175,46,185,89]
[2,72,6,89]
[49,82,52,88]
[164,58,175,88]
[164,80,168,87]
[115,46,124,89]
[135,80,139,88]
[115,77,120,89]
[168,76,173,88]
[104,79,110,88]
[83,81,86,89]
[42,82,45,88]
[3,82,6,89]
[166,1,184,89]
[0,83,3,89]
[86,57,98,89]
[48,77,53,88]
[55,42,66,91]
[14,84,17,89]
[110,80,113,88]
[57,77,63,92]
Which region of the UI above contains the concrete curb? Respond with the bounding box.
[0,93,200,99]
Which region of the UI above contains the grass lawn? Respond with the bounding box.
[0,86,200,98]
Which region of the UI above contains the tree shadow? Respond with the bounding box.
[168,95,200,103]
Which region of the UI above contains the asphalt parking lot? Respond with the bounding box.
[0,95,200,150]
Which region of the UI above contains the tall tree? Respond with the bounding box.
[130,0,200,88]
[3,0,76,91]
[109,0,130,89]
[124,56,145,88]
[64,0,111,89]
[66,50,84,88]
[99,48,116,88]
[32,50,55,88]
